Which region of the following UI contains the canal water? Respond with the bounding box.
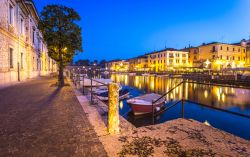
[108,74,250,140]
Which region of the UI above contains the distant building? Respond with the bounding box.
[0,0,56,88]
[106,60,129,72]
[146,48,189,72]
[128,55,148,72]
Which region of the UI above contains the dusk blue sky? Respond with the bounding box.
[34,0,250,62]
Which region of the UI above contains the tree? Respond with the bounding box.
[99,59,107,68]
[39,5,82,86]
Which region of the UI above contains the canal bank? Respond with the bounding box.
[70,78,250,156]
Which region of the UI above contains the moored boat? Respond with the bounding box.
[142,73,149,76]
[129,73,136,76]
[95,88,130,101]
[127,93,166,115]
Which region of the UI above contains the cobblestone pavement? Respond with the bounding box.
[0,77,107,157]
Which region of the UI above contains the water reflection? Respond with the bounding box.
[110,74,250,113]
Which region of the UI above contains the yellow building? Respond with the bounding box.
[128,55,148,72]
[186,42,247,70]
[146,48,189,72]
[107,60,129,72]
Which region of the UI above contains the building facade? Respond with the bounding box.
[106,60,129,72]
[128,55,148,72]
[0,0,56,88]
[186,42,247,70]
[147,49,189,72]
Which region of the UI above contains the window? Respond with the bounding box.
[238,48,240,52]
[182,54,186,57]
[37,59,39,70]
[169,53,174,58]
[220,46,223,50]
[220,55,222,59]
[232,56,235,60]
[32,29,35,44]
[33,57,35,70]
[238,57,240,61]
[227,56,229,60]
[9,4,14,25]
[20,18,24,34]
[176,59,179,63]
[9,48,13,68]
[227,47,229,51]
[21,53,23,69]
[233,48,235,51]
[212,46,216,52]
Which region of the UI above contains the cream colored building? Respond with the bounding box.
[0,0,56,88]
[146,48,189,72]
[128,55,148,72]
[106,60,129,72]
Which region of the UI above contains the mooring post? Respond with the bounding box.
[90,78,93,104]
[182,82,185,118]
[152,100,154,125]
[82,76,85,95]
[108,83,120,134]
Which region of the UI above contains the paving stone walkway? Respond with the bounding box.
[0,77,107,157]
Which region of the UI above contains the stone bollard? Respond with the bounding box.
[108,83,120,134]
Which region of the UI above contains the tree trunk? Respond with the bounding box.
[58,52,64,86]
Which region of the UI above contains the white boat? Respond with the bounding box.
[103,71,109,75]
[95,88,130,101]
[127,93,166,115]
[82,78,112,87]
[129,73,136,76]
[142,73,149,76]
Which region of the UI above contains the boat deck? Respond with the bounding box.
[127,93,165,105]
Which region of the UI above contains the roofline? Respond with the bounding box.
[25,0,40,22]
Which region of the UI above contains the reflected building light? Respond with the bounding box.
[125,75,128,85]
[119,101,123,109]
[225,87,228,94]
[204,90,208,99]
[135,76,139,87]
[219,87,222,94]
[216,87,220,101]
[170,93,173,99]
[185,83,188,99]
[222,93,225,102]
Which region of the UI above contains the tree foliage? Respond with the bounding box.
[39,5,82,86]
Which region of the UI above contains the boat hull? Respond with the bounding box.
[128,102,164,115]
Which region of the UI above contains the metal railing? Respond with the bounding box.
[151,80,186,124]
[150,79,250,124]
